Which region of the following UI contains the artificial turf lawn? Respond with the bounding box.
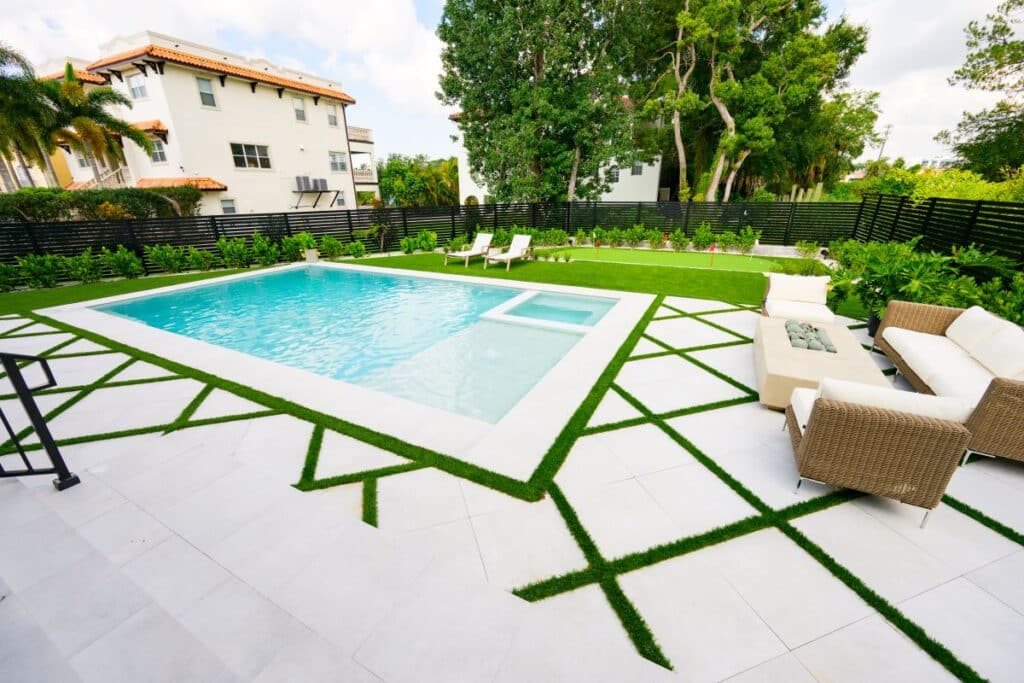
[555,246,779,272]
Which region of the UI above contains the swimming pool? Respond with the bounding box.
[96,266,614,423]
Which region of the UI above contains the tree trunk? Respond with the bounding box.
[14,148,35,187]
[567,147,581,201]
[40,146,61,188]
[86,149,106,189]
[705,150,727,202]
[671,21,696,199]
[722,149,751,203]
[0,157,17,191]
[705,54,736,203]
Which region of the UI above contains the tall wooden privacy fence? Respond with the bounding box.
[0,194,1021,273]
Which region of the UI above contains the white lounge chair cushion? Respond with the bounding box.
[763,299,836,324]
[818,378,974,423]
[766,273,830,305]
[945,306,1006,355]
[453,233,493,256]
[789,387,817,434]
[882,327,993,405]
[970,321,1024,378]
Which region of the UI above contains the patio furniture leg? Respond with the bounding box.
[794,477,803,494]
[961,450,972,466]
[920,509,931,529]
[506,259,511,272]
[465,255,470,267]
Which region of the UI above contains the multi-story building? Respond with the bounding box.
[449,113,664,204]
[36,31,378,214]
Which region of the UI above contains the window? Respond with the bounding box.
[326,104,338,127]
[334,193,345,207]
[230,143,271,169]
[609,166,619,183]
[196,77,216,107]
[75,152,89,168]
[293,97,306,122]
[328,151,347,172]
[127,73,147,99]
[220,199,236,214]
[150,140,167,163]
[631,162,643,176]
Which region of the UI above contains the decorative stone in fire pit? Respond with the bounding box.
[785,319,837,353]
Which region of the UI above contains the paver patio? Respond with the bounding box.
[0,294,1021,682]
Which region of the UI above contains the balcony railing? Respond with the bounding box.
[353,168,376,183]
[348,126,373,143]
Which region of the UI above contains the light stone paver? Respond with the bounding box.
[615,354,747,414]
[0,332,75,356]
[110,360,179,381]
[689,342,758,392]
[645,316,739,349]
[662,296,732,313]
[189,388,265,420]
[638,464,757,539]
[631,336,668,356]
[966,550,1024,615]
[725,654,816,682]
[586,390,643,427]
[376,467,469,533]
[315,428,408,479]
[48,338,108,355]
[699,308,761,338]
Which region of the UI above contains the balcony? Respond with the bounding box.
[348,126,373,143]
[353,167,376,184]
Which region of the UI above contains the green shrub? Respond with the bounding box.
[400,236,418,254]
[318,234,345,258]
[144,244,188,273]
[416,230,438,252]
[645,229,664,248]
[606,227,625,247]
[574,229,588,245]
[252,232,281,266]
[738,226,761,255]
[347,241,366,258]
[293,231,317,250]
[279,234,304,261]
[795,240,820,259]
[775,258,827,276]
[691,222,715,250]
[17,253,63,288]
[624,226,645,248]
[750,187,776,202]
[445,235,469,253]
[950,244,1016,283]
[186,247,218,271]
[591,226,607,244]
[0,263,19,291]
[61,248,102,283]
[669,228,688,251]
[100,245,144,279]
[492,228,512,247]
[716,231,738,252]
[542,229,569,246]
[216,237,251,268]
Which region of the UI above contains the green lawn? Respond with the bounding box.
[552,247,779,272]
[0,269,245,315]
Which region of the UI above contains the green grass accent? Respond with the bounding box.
[525,296,663,491]
[0,269,246,315]
[362,478,379,527]
[0,320,38,337]
[45,350,119,359]
[943,495,1024,546]
[0,374,184,401]
[300,425,325,483]
[298,462,426,490]
[551,247,779,273]
[166,384,214,432]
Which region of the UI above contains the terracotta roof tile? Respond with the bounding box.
[136,176,227,191]
[64,180,93,190]
[87,45,355,104]
[132,119,168,133]
[41,69,107,85]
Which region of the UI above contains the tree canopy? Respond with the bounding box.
[377,154,459,207]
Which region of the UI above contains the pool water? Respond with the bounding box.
[506,293,615,326]
[96,267,615,423]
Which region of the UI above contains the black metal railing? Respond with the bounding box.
[0,353,79,490]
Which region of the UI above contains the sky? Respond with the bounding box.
[4,0,1005,165]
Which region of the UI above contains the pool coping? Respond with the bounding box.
[40,262,653,483]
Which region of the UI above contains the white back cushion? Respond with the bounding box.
[763,299,836,324]
[946,306,1005,354]
[508,233,532,255]
[473,233,493,251]
[970,322,1024,378]
[766,274,830,305]
[818,378,974,423]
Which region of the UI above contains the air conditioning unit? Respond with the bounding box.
[314,178,328,191]
[294,175,312,191]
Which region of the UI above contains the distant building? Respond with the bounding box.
[31,31,378,214]
[448,113,662,204]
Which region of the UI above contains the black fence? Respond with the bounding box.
[0,195,1021,273]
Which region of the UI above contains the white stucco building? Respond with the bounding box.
[39,32,378,214]
[449,114,663,204]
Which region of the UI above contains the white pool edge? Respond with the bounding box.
[41,262,653,483]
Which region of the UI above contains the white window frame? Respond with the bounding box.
[609,166,620,183]
[631,162,643,176]
[334,192,345,207]
[127,73,147,99]
[220,199,237,214]
[230,143,272,169]
[75,152,90,168]
[150,140,167,163]
[326,104,338,127]
[328,151,348,172]
[196,77,217,107]
[293,97,307,122]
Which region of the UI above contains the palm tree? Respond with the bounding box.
[0,42,48,188]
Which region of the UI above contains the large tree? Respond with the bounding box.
[438,0,648,202]
[938,0,1024,179]
[378,154,459,207]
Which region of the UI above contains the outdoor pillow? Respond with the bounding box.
[763,299,836,325]
[969,322,1024,378]
[766,273,830,305]
[789,387,817,434]
[817,378,974,423]
[881,327,975,384]
[945,306,1005,354]
[924,359,995,407]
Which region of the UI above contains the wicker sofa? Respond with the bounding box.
[875,301,1024,463]
[786,378,973,524]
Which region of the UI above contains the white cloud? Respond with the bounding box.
[840,0,1003,162]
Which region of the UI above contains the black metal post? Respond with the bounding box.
[683,200,691,231]
[889,196,907,241]
[853,197,865,239]
[783,202,796,245]
[961,201,982,245]
[209,215,220,241]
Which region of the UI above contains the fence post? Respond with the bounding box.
[126,221,149,274]
[961,200,982,245]
[565,202,572,232]
[921,197,938,247]
[25,224,41,255]
[853,196,865,239]
[209,215,220,241]
[889,196,907,241]
[346,209,354,242]
[592,202,598,230]
[492,203,498,230]
[636,202,642,226]
[402,207,408,237]
[783,202,796,245]
[866,195,882,241]
[282,212,292,236]
[450,205,457,241]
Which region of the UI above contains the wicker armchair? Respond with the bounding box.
[875,301,1024,463]
[785,398,971,524]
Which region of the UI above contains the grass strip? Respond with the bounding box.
[777,521,984,683]
[943,495,1024,546]
[0,374,183,400]
[297,462,427,490]
[0,320,39,337]
[30,313,540,501]
[655,395,759,422]
[675,352,758,396]
[549,483,605,567]
[599,577,672,670]
[513,567,598,602]
[45,350,119,360]
[625,338,751,363]
[526,296,663,490]
[689,314,753,342]
[37,335,82,358]
[1,330,65,339]
[362,478,379,527]
[166,384,214,432]
[300,425,325,483]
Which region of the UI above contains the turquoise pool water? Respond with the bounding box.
[96,267,613,422]
[506,293,615,326]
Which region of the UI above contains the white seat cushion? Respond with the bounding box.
[789,387,817,434]
[766,273,830,305]
[763,299,836,324]
[926,366,994,407]
[882,327,993,405]
[819,378,974,423]
[969,322,1024,378]
[945,306,1005,355]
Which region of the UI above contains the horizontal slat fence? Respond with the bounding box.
[0,195,1020,275]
